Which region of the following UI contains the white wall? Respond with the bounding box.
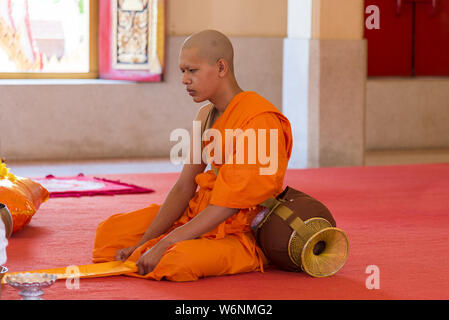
[0,37,284,161]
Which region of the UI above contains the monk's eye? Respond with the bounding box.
[189,69,197,73]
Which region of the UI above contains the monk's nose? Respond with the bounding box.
[182,73,191,85]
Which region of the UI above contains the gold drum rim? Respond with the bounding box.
[301,227,349,277]
[287,217,332,267]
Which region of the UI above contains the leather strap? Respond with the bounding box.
[260,197,314,240]
[209,146,313,239]
[211,163,219,176]
[201,104,216,150]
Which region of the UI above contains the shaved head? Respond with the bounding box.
[182,30,235,72]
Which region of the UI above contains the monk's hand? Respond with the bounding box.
[115,245,137,262]
[136,242,168,275]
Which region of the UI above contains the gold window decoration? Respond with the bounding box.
[112,0,163,74]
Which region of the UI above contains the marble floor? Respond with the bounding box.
[364,148,449,166]
[5,148,449,178]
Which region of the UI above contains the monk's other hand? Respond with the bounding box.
[115,245,137,262]
[136,242,168,275]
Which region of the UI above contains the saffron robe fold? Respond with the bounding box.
[2,91,292,283]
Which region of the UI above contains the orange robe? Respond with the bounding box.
[92,91,292,281]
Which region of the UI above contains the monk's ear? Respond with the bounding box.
[217,58,229,77]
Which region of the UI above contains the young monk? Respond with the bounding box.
[92,30,293,281]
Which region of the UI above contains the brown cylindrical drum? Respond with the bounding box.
[253,187,349,277]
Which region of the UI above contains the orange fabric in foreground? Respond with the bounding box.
[0,176,49,234]
[92,91,293,281]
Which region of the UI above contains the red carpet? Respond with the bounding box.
[1,163,448,300]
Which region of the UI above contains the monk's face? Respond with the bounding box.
[179,47,220,103]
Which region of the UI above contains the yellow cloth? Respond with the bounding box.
[1,261,137,284]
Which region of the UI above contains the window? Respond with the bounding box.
[0,0,98,79]
[0,0,165,81]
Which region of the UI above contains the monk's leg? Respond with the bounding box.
[146,232,267,282]
[92,204,160,263]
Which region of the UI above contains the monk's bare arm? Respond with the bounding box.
[161,205,239,246]
[136,204,239,274]
[134,164,205,247]
[133,105,213,247]
[116,162,206,261]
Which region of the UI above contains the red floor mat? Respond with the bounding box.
[1,163,448,300]
[33,174,154,198]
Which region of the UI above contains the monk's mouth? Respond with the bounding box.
[187,89,196,96]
